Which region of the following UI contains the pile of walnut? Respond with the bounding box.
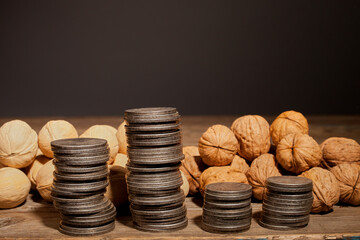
[180,110,360,214]
[0,119,189,209]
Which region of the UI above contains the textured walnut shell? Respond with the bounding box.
[246,154,281,200]
[38,120,78,158]
[0,120,38,168]
[116,121,127,154]
[24,154,51,190]
[180,155,207,195]
[330,163,360,205]
[198,125,238,166]
[276,133,322,174]
[36,160,55,202]
[230,155,250,174]
[180,170,190,197]
[80,125,118,164]
[270,110,309,146]
[301,167,340,213]
[231,115,270,161]
[0,167,31,209]
[320,137,360,168]
[113,153,128,168]
[199,166,248,196]
[183,146,200,158]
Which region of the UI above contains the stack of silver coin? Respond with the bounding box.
[202,182,252,233]
[260,176,313,230]
[125,107,188,232]
[51,138,116,237]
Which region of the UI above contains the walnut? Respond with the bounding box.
[330,163,360,205]
[36,160,55,202]
[246,153,281,200]
[180,155,207,195]
[300,167,340,213]
[23,154,51,190]
[320,137,360,168]
[276,133,322,174]
[183,146,200,158]
[198,125,238,166]
[0,167,31,209]
[180,170,190,197]
[0,120,38,168]
[113,153,128,168]
[231,115,270,161]
[38,120,78,158]
[80,125,118,164]
[270,110,309,146]
[230,155,250,174]
[199,166,248,196]
[116,121,127,154]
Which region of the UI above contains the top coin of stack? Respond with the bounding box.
[260,176,313,231]
[51,138,116,237]
[125,107,188,232]
[202,182,252,233]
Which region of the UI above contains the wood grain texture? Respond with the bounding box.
[0,115,359,239]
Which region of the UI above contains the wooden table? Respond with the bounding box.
[0,115,359,239]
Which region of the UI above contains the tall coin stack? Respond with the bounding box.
[202,182,252,233]
[51,138,116,236]
[260,176,313,230]
[124,107,188,232]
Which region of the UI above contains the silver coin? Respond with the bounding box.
[54,154,109,166]
[260,212,310,224]
[51,138,108,150]
[203,206,252,218]
[262,205,311,216]
[132,217,187,232]
[258,218,307,231]
[125,122,180,133]
[53,179,108,193]
[130,204,186,218]
[205,191,252,202]
[129,190,185,206]
[126,162,181,173]
[54,163,108,174]
[263,197,313,207]
[55,198,111,215]
[51,193,104,204]
[53,170,108,182]
[128,154,184,165]
[201,220,250,233]
[125,107,178,115]
[59,220,115,236]
[51,187,106,198]
[265,191,313,200]
[204,198,251,209]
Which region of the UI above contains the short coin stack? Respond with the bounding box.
[202,182,252,233]
[124,107,188,232]
[51,138,116,237]
[260,176,313,230]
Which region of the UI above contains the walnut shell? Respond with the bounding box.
[80,125,118,164]
[230,155,250,174]
[199,166,248,196]
[183,146,200,158]
[300,167,340,213]
[330,163,360,205]
[36,160,55,202]
[320,137,360,168]
[270,110,309,146]
[116,121,127,154]
[180,155,207,195]
[38,120,78,158]
[0,167,31,209]
[246,153,281,200]
[113,153,128,168]
[23,154,51,190]
[105,165,128,207]
[231,115,270,161]
[276,133,322,174]
[0,120,38,168]
[198,125,238,166]
[180,170,190,197]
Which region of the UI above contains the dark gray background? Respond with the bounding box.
[0,1,359,117]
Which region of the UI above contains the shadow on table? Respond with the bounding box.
[31,192,59,231]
